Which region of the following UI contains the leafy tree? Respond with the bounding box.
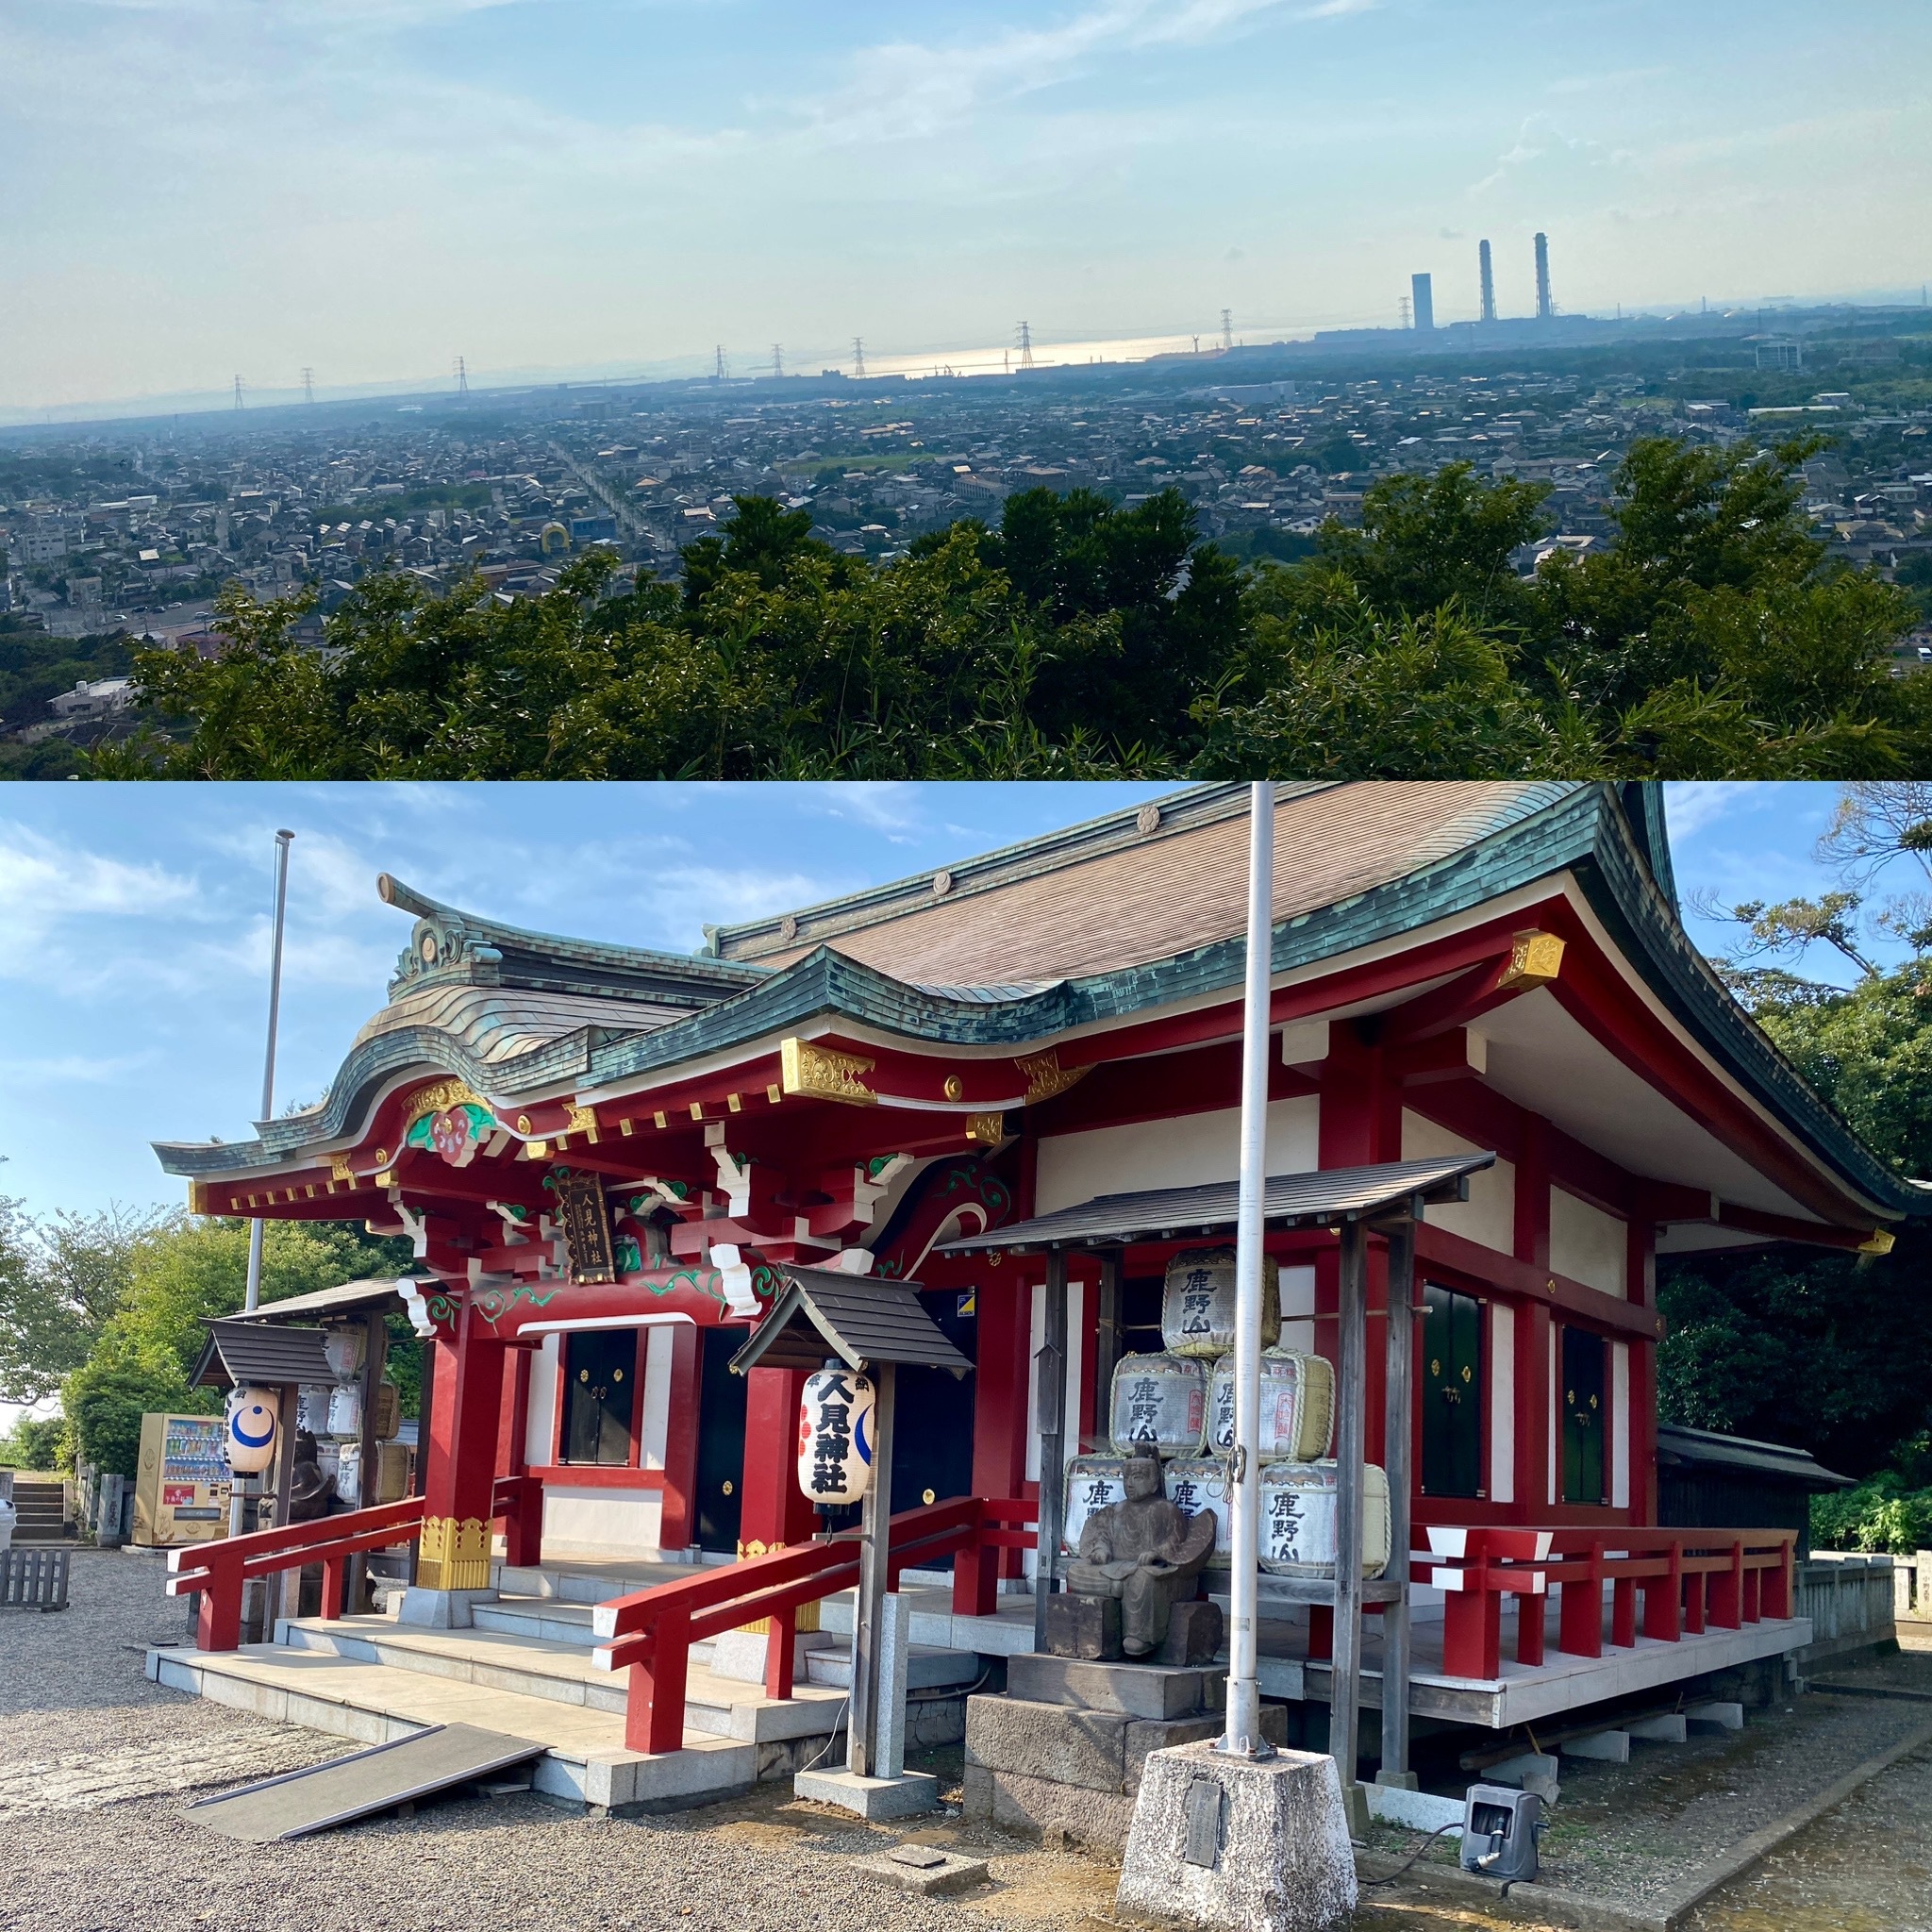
[0,1414,63,1470]
[0,1200,162,1405]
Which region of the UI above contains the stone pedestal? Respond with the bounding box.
[792,1766,940,1820]
[963,1654,1286,1854]
[1116,1740,1357,1932]
[395,1586,496,1629]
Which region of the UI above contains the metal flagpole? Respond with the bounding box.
[244,829,294,1313]
[1222,780,1274,1757]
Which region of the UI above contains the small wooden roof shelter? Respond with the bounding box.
[729,1266,972,1377]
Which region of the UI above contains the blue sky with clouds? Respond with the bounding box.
[2,0,1926,411]
[0,780,1921,1236]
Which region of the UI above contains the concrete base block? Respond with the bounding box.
[1047,1592,1124,1659]
[851,1846,991,1896]
[1116,1740,1357,1932]
[961,1763,1139,1851]
[1367,1783,1463,1837]
[1487,1752,1560,1803]
[1687,1700,1745,1732]
[1371,1769,1419,1791]
[967,1694,1127,1791]
[1626,1713,1688,1743]
[1007,1652,1223,1720]
[1561,1729,1630,1762]
[394,1588,496,1630]
[793,1766,940,1820]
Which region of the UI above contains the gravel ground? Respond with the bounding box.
[0,1553,1126,1932]
[1364,1641,1932,1918]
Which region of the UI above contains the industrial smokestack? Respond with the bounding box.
[1479,240,1496,324]
[1410,272,1435,333]
[1535,232,1553,320]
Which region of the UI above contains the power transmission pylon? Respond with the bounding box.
[1016,322,1035,370]
[1221,308,1233,352]
[455,355,469,395]
[772,344,784,379]
[852,337,866,377]
[715,345,728,381]
[233,375,244,410]
[300,367,314,405]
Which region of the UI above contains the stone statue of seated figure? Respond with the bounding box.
[1065,1453,1216,1658]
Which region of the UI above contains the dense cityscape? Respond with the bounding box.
[4,299,1930,753]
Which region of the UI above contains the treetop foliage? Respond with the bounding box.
[88,433,1930,782]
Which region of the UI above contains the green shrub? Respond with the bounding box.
[0,1414,65,1470]
[62,1357,192,1478]
[1811,1474,1932,1554]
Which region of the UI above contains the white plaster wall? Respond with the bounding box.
[525,1334,559,1470]
[1550,1189,1628,1299]
[542,1486,663,1557]
[1034,1095,1320,1215]
[1401,1110,1516,1255]
[1610,1340,1631,1509]
[1489,1302,1515,1505]
[640,1326,674,1471]
[1278,1263,1316,1356]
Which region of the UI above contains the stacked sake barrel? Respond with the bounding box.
[1066,1248,1391,1580]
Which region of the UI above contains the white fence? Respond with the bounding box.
[1796,1551,1898,1662]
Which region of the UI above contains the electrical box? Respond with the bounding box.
[1459,1784,1543,1884]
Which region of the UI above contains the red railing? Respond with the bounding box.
[168,1474,541,1653]
[591,1495,1036,1755]
[1414,1524,1799,1680]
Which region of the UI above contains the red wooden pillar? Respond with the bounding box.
[1320,1023,1391,1458]
[1627,1219,1658,1525]
[740,1366,815,1556]
[972,1272,1032,1581]
[419,1294,507,1592]
[658,1323,701,1554]
[1513,1115,1553,1518]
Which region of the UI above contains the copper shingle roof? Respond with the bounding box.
[713,781,1574,987]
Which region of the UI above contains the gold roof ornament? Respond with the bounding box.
[779,1037,877,1106]
[1499,929,1566,990]
[1016,1049,1089,1106]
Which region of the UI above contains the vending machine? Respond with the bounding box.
[132,1410,232,1546]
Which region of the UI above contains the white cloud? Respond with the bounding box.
[0,824,205,975]
[1663,782,1766,842]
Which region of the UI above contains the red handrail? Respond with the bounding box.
[168,1474,538,1653]
[1413,1523,1797,1679]
[591,1495,1035,1755]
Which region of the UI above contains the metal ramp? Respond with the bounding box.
[186,1723,543,1840]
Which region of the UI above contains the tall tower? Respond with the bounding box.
[715,345,728,381]
[1535,233,1553,320]
[772,344,784,379]
[1410,273,1435,333]
[1478,241,1496,324]
[300,367,315,405]
[1016,322,1035,370]
[455,355,468,395]
[232,375,244,410]
[852,337,866,377]
[1220,308,1234,352]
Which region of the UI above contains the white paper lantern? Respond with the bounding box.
[797,1367,876,1506]
[1208,1349,1336,1463]
[225,1388,280,1475]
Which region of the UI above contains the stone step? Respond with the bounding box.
[472,1597,722,1672]
[274,1615,844,1746]
[805,1643,981,1691]
[146,1641,756,1812]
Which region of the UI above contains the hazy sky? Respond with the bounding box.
[3,0,1927,411]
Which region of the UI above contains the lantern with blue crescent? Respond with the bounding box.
[225,1387,281,1475]
[796,1367,875,1505]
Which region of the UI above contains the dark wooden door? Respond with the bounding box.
[1561,1326,1607,1505]
[562,1329,637,1466]
[888,1289,979,1523]
[1421,1283,1483,1499]
[695,1326,748,1552]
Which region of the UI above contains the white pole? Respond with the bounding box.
[1222,780,1274,1757]
[244,830,294,1315]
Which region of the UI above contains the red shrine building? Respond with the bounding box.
[154,781,1923,1776]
